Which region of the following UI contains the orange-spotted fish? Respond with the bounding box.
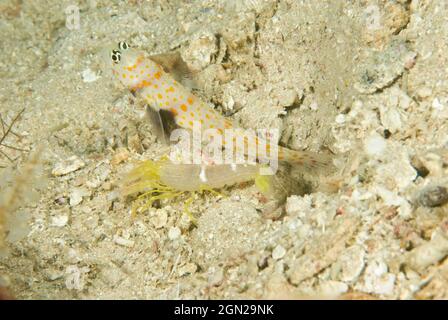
[105,41,333,172]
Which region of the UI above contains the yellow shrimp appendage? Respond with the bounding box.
[121,159,183,217]
[121,160,224,224]
[255,174,272,195]
[253,164,275,197]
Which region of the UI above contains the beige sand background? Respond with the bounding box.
[0,0,447,299]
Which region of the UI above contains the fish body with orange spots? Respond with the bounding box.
[109,44,229,132]
[106,42,333,172]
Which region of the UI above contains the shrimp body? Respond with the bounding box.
[108,42,333,171]
[123,159,270,193]
[121,158,272,218]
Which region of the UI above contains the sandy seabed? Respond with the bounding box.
[0,0,448,299]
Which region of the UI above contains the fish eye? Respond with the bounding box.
[118,41,130,51]
[111,49,121,64]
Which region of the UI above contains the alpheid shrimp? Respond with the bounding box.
[121,158,273,222]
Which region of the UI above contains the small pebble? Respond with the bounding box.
[178,263,197,277]
[168,226,181,240]
[335,114,346,124]
[416,186,448,208]
[102,181,112,191]
[335,245,365,282]
[69,187,90,206]
[432,98,444,111]
[69,191,83,206]
[272,244,286,260]
[54,196,67,205]
[151,210,168,229]
[51,215,69,227]
[405,232,448,272]
[224,95,235,111]
[319,280,348,297]
[257,254,269,269]
[107,190,119,202]
[113,235,135,247]
[208,267,224,286]
[182,33,218,70]
[111,148,130,166]
[358,260,395,295]
[52,156,85,176]
[81,68,98,83]
[352,100,363,109]
[364,133,387,157]
[416,87,432,99]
